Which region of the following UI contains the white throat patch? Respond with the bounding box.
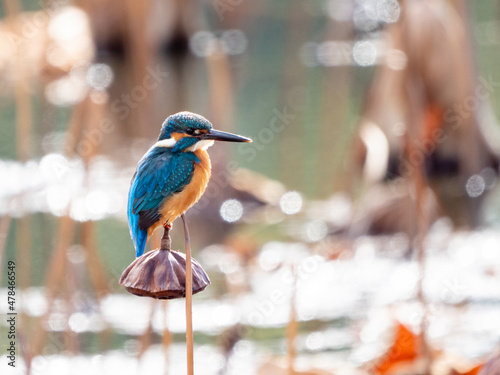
[187,139,215,152]
[155,138,177,148]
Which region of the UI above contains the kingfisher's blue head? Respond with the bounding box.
[156,111,251,152]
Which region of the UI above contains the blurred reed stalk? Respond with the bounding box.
[124,0,154,136]
[206,43,233,130]
[5,0,32,287]
[405,135,431,372]
[401,41,432,372]
[317,12,354,197]
[286,264,298,375]
[139,300,158,359]
[3,1,34,372]
[64,238,79,354]
[81,221,110,297]
[81,220,113,350]
[32,214,76,363]
[0,215,11,281]
[181,214,194,375]
[277,4,308,192]
[63,97,88,155]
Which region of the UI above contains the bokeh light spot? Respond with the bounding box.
[258,242,284,271]
[40,153,71,181]
[377,0,400,23]
[305,332,325,351]
[85,190,109,220]
[220,29,247,55]
[353,5,378,32]
[48,7,88,42]
[86,63,114,91]
[306,220,328,242]
[353,41,377,66]
[480,167,497,189]
[392,121,406,136]
[69,312,89,333]
[45,76,88,106]
[46,186,70,216]
[70,196,90,222]
[317,41,347,66]
[220,199,243,222]
[279,191,303,215]
[218,253,241,274]
[67,245,86,264]
[123,339,141,356]
[326,0,353,21]
[48,313,66,331]
[211,304,236,327]
[466,174,485,198]
[190,31,217,57]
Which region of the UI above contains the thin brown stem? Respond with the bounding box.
[160,225,171,251]
[181,214,194,375]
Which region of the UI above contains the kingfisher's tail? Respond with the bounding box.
[133,229,148,257]
[130,219,148,257]
[127,206,148,257]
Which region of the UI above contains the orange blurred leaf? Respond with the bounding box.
[373,323,419,374]
[450,364,483,375]
[421,104,445,147]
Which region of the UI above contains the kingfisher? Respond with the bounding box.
[128,111,251,257]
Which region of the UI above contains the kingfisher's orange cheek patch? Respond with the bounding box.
[171,132,189,141]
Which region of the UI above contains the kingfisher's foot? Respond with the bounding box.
[163,222,172,230]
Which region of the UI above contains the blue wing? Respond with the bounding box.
[127,147,196,257]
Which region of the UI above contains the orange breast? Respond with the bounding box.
[147,150,212,238]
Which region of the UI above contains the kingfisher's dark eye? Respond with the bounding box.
[185,128,194,135]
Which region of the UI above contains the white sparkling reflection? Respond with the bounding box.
[85,190,110,220]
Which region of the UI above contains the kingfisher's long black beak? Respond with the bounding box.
[200,129,252,143]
